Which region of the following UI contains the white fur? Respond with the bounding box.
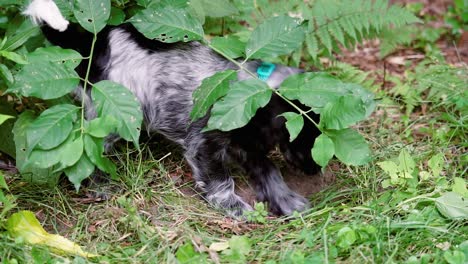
[23,0,69,32]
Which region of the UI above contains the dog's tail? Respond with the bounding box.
[23,0,94,55]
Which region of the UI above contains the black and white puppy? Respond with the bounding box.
[24,0,322,217]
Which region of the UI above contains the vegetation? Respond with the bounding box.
[0,0,466,263]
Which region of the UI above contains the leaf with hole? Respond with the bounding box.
[73,0,110,34]
[280,112,304,142]
[129,4,204,42]
[245,15,305,59]
[311,133,335,167]
[327,128,371,166]
[91,80,142,146]
[206,79,272,131]
[8,61,80,100]
[25,104,79,153]
[28,46,82,69]
[190,70,237,121]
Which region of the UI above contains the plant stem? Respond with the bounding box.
[80,33,97,133]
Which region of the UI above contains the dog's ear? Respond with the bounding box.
[23,0,69,32]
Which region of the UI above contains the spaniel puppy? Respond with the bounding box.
[24,0,321,217]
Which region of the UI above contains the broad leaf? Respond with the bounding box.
[28,46,82,69]
[13,112,60,185]
[9,61,80,100]
[85,116,120,138]
[311,133,335,167]
[108,7,126,26]
[210,36,246,59]
[27,133,83,169]
[0,63,14,86]
[26,104,79,152]
[207,79,272,131]
[245,15,305,59]
[0,114,13,125]
[91,81,142,146]
[64,154,95,191]
[0,50,28,64]
[73,0,110,34]
[320,96,366,129]
[7,210,97,257]
[327,128,371,166]
[200,0,238,17]
[190,70,237,120]
[279,112,304,142]
[83,135,116,178]
[129,4,204,42]
[435,192,468,220]
[279,73,347,111]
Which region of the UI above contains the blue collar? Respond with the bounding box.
[257,62,276,81]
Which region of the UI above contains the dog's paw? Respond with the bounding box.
[268,191,309,216]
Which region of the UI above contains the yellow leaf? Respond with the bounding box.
[209,241,230,252]
[6,210,97,258]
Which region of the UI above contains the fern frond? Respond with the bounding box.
[326,61,378,91]
[306,0,421,57]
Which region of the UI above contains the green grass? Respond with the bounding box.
[1,97,466,263]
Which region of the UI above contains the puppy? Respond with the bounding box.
[24,0,321,217]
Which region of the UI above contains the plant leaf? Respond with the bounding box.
[327,128,371,166]
[435,192,468,220]
[28,46,82,69]
[279,112,304,142]
[207,79,272,131]
[210,36,246,59]
[0,114,13,125]
[8,61,80,100]
[320,96,366,129]
[73,0,110,34]
[245,15,305,59]
[85,116,120,138]
[83,134,116,178]
[27,133,83,169]
[26,104,79,152]
[190,70,237,120]
[64,154,95,191]
[200,0,238,17]
[452,177,468,198]
[0,50,28,64]
[311,133,335,167]
[6,210,97,257]
[129,4,204,43]
[91,80,142,146]
[0,63,14,86]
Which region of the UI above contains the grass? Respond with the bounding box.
[1,96,466,263]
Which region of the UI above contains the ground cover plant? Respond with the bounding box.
[0,0,467,263]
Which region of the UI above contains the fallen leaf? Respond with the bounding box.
[209,241,229,252]
[7,210,97,258]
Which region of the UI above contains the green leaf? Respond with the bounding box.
[210,36,246,59]
[435,192,468,220]
[27,134,83,169]
[73,0,110,34]
[13,112,61,186]
[0,172,9,191]
[8,61,80,100]
[129,4,204,43]
[377,160,399,182]
[28,46,82,69]
[398,149,415,178]
[3,27,40,51]
[64,154,95,191]
[327,128,371,166]
[91,80,142,146]
[83,135,116,178]
[444,250,466,264]
[311,133,335,167]
[245,15,305,59]
[190,70,237,120]
[207,79,272,131]
[320,96,366,130]
[108,6,126,26]
[428,153,444,178]
[26,104,79,152]
[85,116,120,138]
[200,0,238,17]
[0,114,13,125]
[0,50,28,64]
[336,226,357,249]
[452,177,468,198]
[6,210,97,257]
[279,73,347,112]
[0,63,14,86]
[279,112,304,142]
